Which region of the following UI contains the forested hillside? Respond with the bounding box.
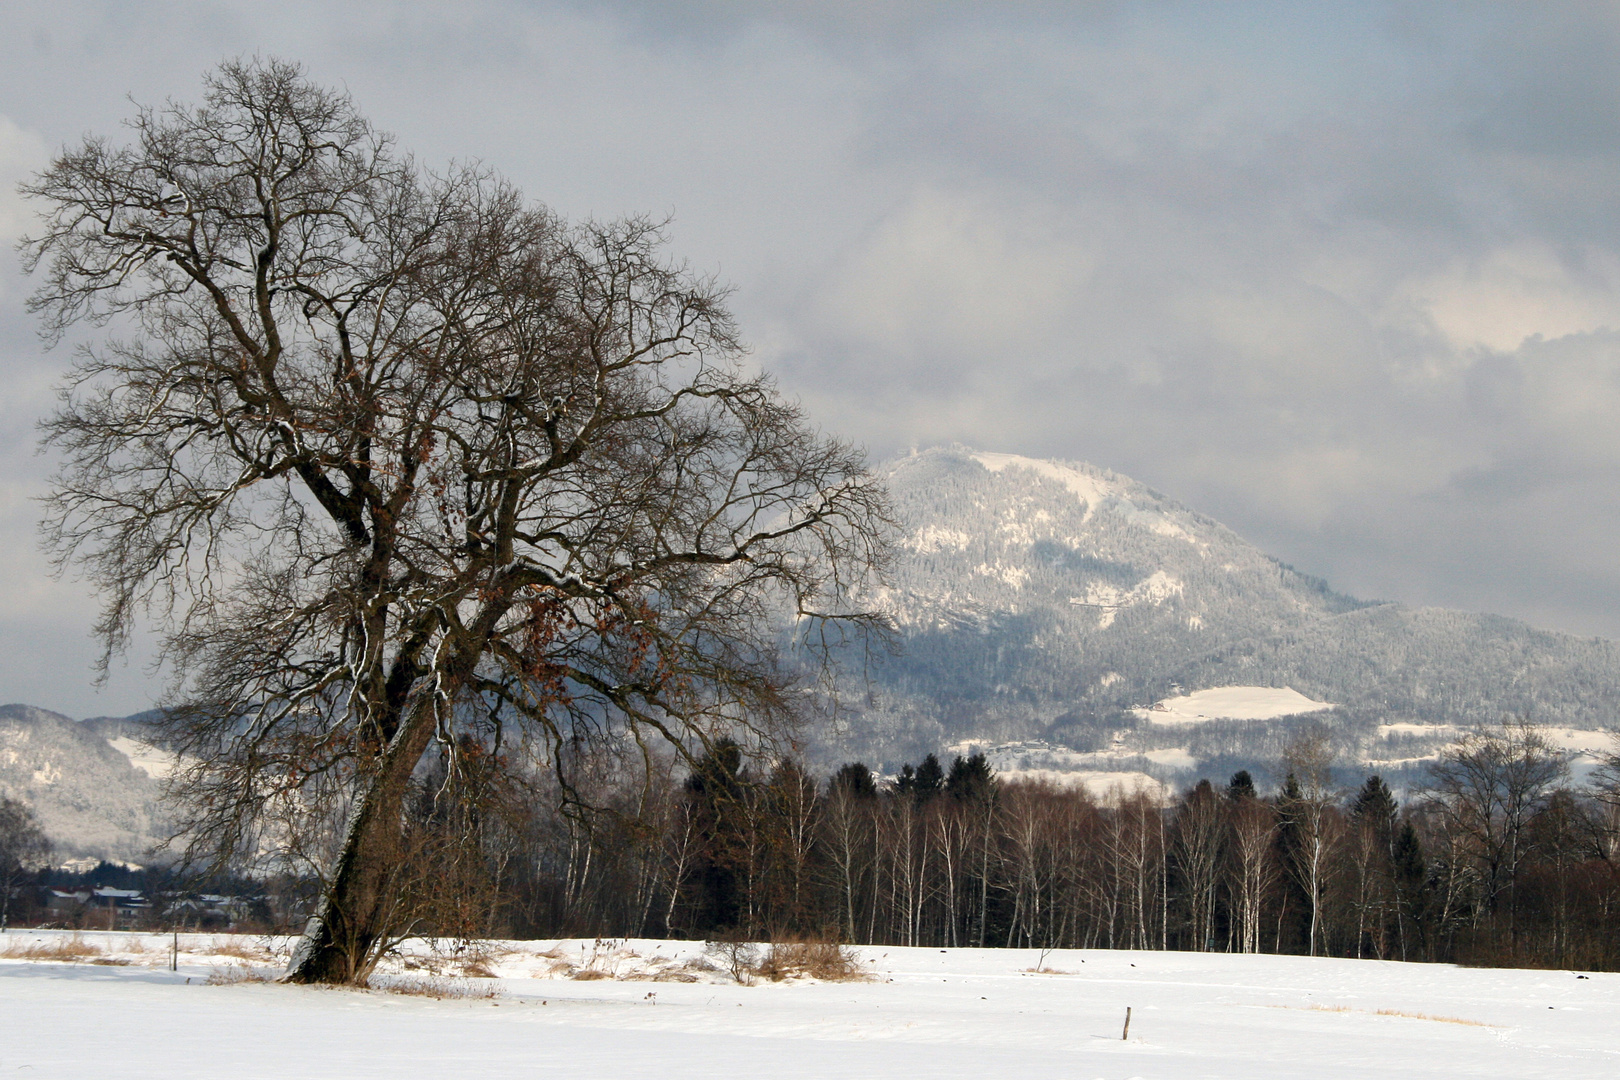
[0,704,169,861]
[813,448,1620,787]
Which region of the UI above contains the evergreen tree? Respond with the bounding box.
[1226,770,1257,801]
[946,754,996,803]
[1351,775,1398,844]
[1390,819,1429,960]
[895,764,917,797]
[914,754,946,801]
[686,740,749,933]
[1271,772,1312,952]
[830,762,878,800]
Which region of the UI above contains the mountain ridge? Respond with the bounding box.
[812,446,1620,786]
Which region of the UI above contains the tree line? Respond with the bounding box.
[406,721,1620,971]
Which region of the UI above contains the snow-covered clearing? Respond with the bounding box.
[991,767,1170,798]
[2,931,1615,1078]
[1136,686,1337,724]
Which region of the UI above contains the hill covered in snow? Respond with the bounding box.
[815,447,1620,789]
[0,704,172,863]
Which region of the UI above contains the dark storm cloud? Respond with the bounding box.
[3,1,1620,715]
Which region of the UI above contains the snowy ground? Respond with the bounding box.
[3,930,1617,1078]
[1135,686,1337,724]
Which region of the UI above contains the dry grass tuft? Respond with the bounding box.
[206,964,271,985]
[375,975,501,1000]
[1375,1008,1491,1026]
[1272,1002,1495,1028]
[0,935,103,962]
[755,941,868,983]
[207,939,274,963]
[570,967,612,981]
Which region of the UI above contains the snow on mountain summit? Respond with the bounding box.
[968,452,1121,520]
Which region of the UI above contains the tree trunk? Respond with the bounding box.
[285,695,441,985]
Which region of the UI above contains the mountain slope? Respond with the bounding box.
[817,447,1620,786]
[0,704,170,862]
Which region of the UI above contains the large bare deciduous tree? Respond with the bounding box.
[23,58,892,984]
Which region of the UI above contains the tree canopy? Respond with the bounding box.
[23,57,892,982]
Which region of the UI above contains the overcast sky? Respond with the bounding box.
[4,1,1620,716]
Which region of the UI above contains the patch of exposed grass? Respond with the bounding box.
[1269,1003,1495,1028]
[1375,1008,1492,1027]
[206,938,275,963]
[206,964,271,985]
[0,934,102,962]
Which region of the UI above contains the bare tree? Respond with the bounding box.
[1279,731,1342,957]
[1226,791,1276,954]
[1170,779,1224,951]
[23,58,891,983]
[1426,720,1569,950]
[819,767,875,942]
[0,797,51,931]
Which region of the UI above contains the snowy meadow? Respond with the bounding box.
[2,931,1615,1078]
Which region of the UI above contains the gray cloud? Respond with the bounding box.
[4,1,1620,715]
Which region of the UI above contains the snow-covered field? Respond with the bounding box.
[3,931,1616,1078]
[1136,686,1337,724]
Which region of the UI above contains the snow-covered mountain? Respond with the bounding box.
[816,446,1620,790]
[0,704,172,863]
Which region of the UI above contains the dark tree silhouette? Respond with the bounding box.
[23,58,892,983]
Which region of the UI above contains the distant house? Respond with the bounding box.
[42,886,150,916]
[162,893,253,926]
[92,887,150,910]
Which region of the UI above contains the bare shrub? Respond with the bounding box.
[704,940,762,985]
[755,941,867,982]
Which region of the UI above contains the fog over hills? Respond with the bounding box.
[813,447,1620,791]
[6,446,1619,859]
